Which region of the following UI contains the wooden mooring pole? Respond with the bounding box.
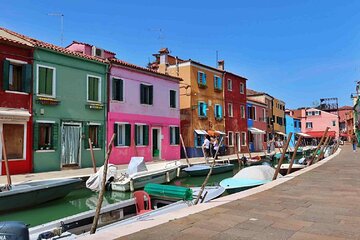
[287,135,302,175]
[90,134,116,234]
[180,134,191,167]
[273,132,292,180]
[1,130,11,186]
[317,136,330,161]
[89,138,97,173]
[308,127,329,166]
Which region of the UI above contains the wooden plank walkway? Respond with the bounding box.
[114,145,360,240]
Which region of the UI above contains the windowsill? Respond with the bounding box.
[198,116,208,120]
[86,148,101,151]
[140,104,153,107]
[37,94,56,99]
[5,90,29,95]
[2,158,26,161]
[198,84,207,89]
[36,150,56,153]
[111,100,125,103]
[115,146,130,148]
[87,100,102,104]
[214,88,222,92]
[227,89,232,91]
[136,145,147,147]
[170,144,180,146]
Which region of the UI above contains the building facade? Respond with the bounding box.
[338,106,353,140]
[285,114,301,148]
[223,68,247,154]
[151,49,225,157]
[0,29,33,174]
[272,98,286,140]
[247,100,267,152]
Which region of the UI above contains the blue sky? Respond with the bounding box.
[2,0,359,108]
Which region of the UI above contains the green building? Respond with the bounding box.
[6,29,108,172]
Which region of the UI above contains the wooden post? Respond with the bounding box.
[307,127,329,166]
[89,138,97,173]
[235,141,241,168]
[246,144,252,159]
[273,132,292,180]
[1,131,11,186]
[317,136,330,161]
[90,134,116,234]
[194,137,224,205]
[287,135,303,175]
[180,134,190,167]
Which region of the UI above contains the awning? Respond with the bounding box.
[305,131,336,138]
[207,130,226,136]
[195,129,208,135]
[215,130,226,135]
[275,131,287,136]
[296,132,311,137]
[0,107,31,122]
[248,127,266,134]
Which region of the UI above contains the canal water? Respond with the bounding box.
[1,153,308,227]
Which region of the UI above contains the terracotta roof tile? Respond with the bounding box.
[0,27,107,64]
[0,35,33,48]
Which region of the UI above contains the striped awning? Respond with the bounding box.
[248,127,266,134]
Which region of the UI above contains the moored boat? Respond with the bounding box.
[182,163,234,177]
[275,163,306,176]
[0,178,81,212]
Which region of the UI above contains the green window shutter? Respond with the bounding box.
[140,84,145,104]
[22,64,32,93]
[94,78,99,101]
[197,72,201,84]
[52,123,59,150]
[203,73,207,85]
[169,127,173,145]
[149,86,153,105]
[3,60,10,91]
[119,79,123,101]
[175,127,180,145]
[84,123,89,149]
[114,123,118,146]
[38,67,45,94]
[143,125,149,145]
[214,76,217,89]
[98,125,103,149]
[45,68,53,96]
[125,124,131,146]
[112,78,117,100]
[33,122,39,150]
[134,125,138,145]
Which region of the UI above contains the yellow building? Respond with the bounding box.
[272,98,286,138]
[151,48,225,157]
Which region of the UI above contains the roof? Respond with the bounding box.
[0,35,33,49]
[224,71,247,80]
[247,98,267,106]
[0,27,107,64]
[69,40,116,55]
[109,58,183,82]
[246,88,273,98]
[338,106,353,111]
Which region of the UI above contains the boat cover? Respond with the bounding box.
[127,157,147,177]
[183,165,210,172]
[234,165,282,180]
[86,164,118,191]
[144,183,193,201]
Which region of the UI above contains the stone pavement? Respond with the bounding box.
[116,145,360,240]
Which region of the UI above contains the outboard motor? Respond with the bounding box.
[0,221,29,240]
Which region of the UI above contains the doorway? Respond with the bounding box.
[61,122,81,167]
[152,128,161,160]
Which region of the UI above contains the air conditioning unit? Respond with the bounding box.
[92,46,104,58]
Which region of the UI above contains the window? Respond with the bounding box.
[92,46,104,58]
[170,90,176,108]
[240,105,245,118]
[215,104,223,120]
[241,132,247,146]
[276,116,283,125]
[37,65,56,97]
[306,122,313,129]
[197,71,207,86]
[332,121,336,126]
[170,126,180,145]
[89,125,101,148]
[198,101,207,118]
[34,122,58,151]
[135,124,149,146]
[214,75,222,90]
[253,106,256,120]
[3,60,31,93]
[2,124,25,159]
[112,78,124,101]
[140,84,153,105]
[228,131,234,146]
[262,109,266,122]
[227,79,232,91]
[87,75,101,102]
[299,122,302,129]
[195,132,205,147]
[240,83,244,94]
[228,103,233,117]
[114,123,131,146]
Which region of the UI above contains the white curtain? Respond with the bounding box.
[61,125,81,165]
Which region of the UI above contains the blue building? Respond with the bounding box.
[285,115,301,147]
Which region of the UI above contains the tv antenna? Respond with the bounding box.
[48,13,64,46]
[149,28,165,47]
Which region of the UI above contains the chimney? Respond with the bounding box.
[217,60,224,70]
[159,48,169,65]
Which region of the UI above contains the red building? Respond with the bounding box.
[223,65,248,154]
[0,31,33,174]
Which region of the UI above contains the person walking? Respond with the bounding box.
[202,135,211,163]
[213,137,219,159]
[351,133,358,152]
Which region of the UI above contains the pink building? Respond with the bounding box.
[292,108,339,139]
[67,42,182,164]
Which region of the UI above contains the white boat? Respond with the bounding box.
[111,157,181,192]
[275,163,306,175]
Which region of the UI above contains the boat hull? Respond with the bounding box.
[183,164,234,177]
[0,179,81,212]
[220,178,270,194]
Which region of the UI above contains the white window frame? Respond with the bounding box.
[36,64,56,98]
[135,123,146,146]
[115,122,128,147]
[240,105,245,118]
[262,109,266,122]
[240,83,244,94]
[241,131,247,146]
[227,79,232,91]
[0,122,27,160]
[306,122,313,129]
[228,103,233,118]
[169,125,179,145]
[228,131,234,146]
[253,106,257,121]
[87,74,102,103]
